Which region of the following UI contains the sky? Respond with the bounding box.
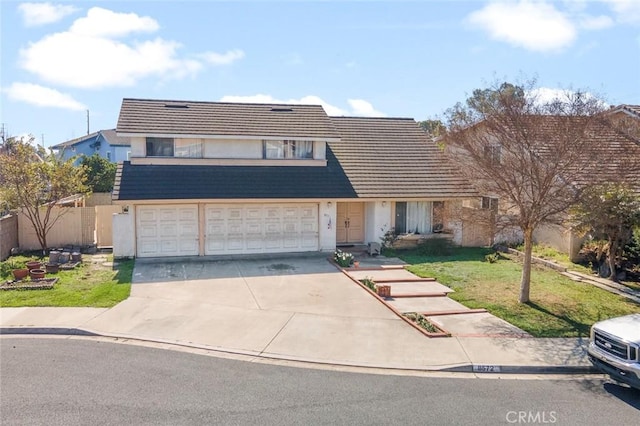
[1,0,639,147]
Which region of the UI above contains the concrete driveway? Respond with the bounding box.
[80,254,473,369]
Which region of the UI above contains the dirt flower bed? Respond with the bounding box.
[0,278,58,291]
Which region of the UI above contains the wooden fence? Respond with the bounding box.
[18,205,122,250]
[0,214,19,260]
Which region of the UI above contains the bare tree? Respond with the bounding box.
[0,136,88,253]
[442,79,635,303]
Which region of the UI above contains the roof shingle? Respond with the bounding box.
[117,98,340,140]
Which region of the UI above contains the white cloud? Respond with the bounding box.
[18,2,79,27]
[218,94,386,117]
[578,15,614,30]
[18,7,235,89]
[4,82,87,111]
[199,49,245,65]
[467,1,576,52]
[528,87,608,108]
[601,0,640,24]
[69,7,159,38]
[346,99,386,117]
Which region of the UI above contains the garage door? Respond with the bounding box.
[205,203,318,255]
[136,205,199,257]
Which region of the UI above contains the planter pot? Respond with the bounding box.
[49,251,61,264]
[71,252,82,263]
[45,263,60,274]
[12,268,29,280]
[30,269,46,280]
[353,261,360,268]
[26,261,42,271]
[59,252,71,264]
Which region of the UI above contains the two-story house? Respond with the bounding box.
[52,129,131,163]
[111,98,478,258]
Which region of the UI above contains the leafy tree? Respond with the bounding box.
[0,136,88,252]
[442,79,629,303]
[418,119,445,138]
[572,184,640,281]
[80,153,117,192]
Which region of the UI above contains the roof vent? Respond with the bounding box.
[270,107,293,112]
[164,103,189,109]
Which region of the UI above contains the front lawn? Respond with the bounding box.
[0,255,133,307]
[400,247,640,337]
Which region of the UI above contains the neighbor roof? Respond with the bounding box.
[113,148,356,201]
[328,117,478,198]
[116,98,341,140]
[51,129,130,149]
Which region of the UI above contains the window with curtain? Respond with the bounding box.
[264,140,313,159]
[395,201,432,234]
[146,137,174,157]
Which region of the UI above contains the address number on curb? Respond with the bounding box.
[473,365,501,373]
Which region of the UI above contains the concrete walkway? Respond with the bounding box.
[0,254,594,374]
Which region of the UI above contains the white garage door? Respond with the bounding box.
[136,205,199,257]
[205,203,318,255]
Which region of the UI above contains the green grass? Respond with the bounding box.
[400,247,640,337]
[516,243,592,274]
[0,255,133,307]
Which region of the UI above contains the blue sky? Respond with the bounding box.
[1,0,639,147]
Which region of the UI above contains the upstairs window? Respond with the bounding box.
[264,140,313,159]
[146,137,174,157]
[145,138,202,158]
[484,145,501,165]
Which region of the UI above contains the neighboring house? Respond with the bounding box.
[51,129,130,163]
[111,98,478,258]
[458,108,640,259]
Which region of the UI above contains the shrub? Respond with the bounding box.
[333,249,354,267]
[380,230,398,249]
[359,277,376,291]
[485,252,501,263]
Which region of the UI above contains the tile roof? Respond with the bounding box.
[328,117,478,198]
[117,98,340,140]
[113,148,356,201]
[51,129,130,149]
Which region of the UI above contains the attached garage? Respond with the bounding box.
[135,203,319,257]
[205,203,318,255]
[136,205,199,257]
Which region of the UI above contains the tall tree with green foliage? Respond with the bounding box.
[418,119,445,138]
[572,184,640,281]
[442,79,615,303]
[80,153,117,192]
[0,136,88,252]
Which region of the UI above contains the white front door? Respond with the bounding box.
[205,203,318,255]
[136,205,199,257]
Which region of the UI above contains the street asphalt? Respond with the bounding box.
[0,253,596,375]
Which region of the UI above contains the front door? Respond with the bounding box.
[336,202,364,244]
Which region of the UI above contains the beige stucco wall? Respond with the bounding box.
[204,139,262,158]
[129,136,327,161]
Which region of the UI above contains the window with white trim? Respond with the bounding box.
[263,140,313,159]
[481,197,499,210]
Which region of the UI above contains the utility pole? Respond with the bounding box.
[87,110,90,135]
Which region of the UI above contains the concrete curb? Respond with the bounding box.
[0,327,598,376]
